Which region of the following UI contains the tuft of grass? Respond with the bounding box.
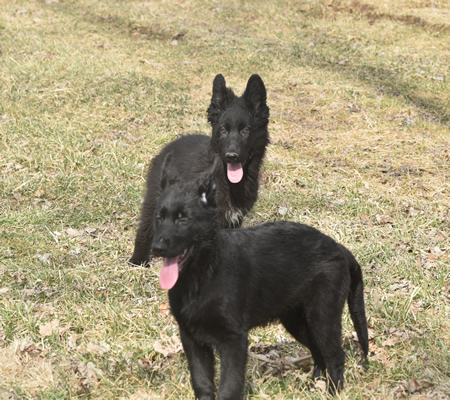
[1,0,449,398]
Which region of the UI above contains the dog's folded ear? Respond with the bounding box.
[160,152,179,190]
[243,74,268,117]
[207,74,234,125]
[198,174,217,208]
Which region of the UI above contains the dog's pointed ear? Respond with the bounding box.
[243,74,268,116]
[207,74,233,125]
[198,174,217,208]
[160,152,179,190]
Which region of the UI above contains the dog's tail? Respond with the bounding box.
[345,247,369,356]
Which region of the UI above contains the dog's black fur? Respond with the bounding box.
[151,159,369,399]
[129,74,270,266]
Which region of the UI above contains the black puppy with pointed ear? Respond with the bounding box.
[159,152,179,191]
[130,74,269,266]
[208,74,269,124]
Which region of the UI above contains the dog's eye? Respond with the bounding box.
[176,217,187,226]
[241,127,250,135]
[220,127,228,135]
[175,213,187,226]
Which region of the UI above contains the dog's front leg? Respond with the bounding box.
[217,335,248,400]
[180,328,216,400]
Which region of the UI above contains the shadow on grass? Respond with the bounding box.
[289,35,448,125]
[330,0,449,34]
[49,1,449,125]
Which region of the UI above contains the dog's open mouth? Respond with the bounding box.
[227,162,245,183]
[159,246,194,290]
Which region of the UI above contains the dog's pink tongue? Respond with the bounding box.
[159,257,179,290]
[227,163,243,183]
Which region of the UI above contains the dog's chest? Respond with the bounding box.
[224,207,244,228]
[172,292,234,344]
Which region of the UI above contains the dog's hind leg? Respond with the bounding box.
[305,309,346,393]
[129,224,152,266]
[180,328,216,400]
[280,310,327,383]
[129,195,157,266]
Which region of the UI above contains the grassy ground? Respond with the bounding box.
[0,0,449,398]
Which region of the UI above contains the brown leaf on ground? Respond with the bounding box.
[159,302,170,315]
[39,319,60,337]
[314,379,327,392]
[370,344,396,368]
[434,231,446,242]
[375,214,393,224]
[68,334,78,351]
[85,341,110,355]
[34,304,55,315]
[72,360,101,394]
[13,273,26,283]
[367,377,382,390]
[406,207,421,217]
[382,336,400,347]
[392,379,434,397]
[0,391,13,400]
[66,228,82,237]
[153,335,182,357]
[19,343,44,356]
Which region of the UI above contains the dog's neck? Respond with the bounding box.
[170,235,218,298]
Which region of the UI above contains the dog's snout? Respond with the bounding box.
[152,237,169,257]
[225,152,239,162]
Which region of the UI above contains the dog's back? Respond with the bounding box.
[173,222,355,330]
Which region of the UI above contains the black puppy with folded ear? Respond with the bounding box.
[151,154,369,399]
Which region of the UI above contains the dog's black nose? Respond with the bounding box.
[225,152,238,162]
[152,246,165,257]
[152,237,168,257]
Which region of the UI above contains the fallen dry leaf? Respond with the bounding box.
[0,392,13,400]
[367,377,382,390]
[39,319,60,337]
[434,231,446,242]
[375,214,393,225]
[86,341,110,355]
[34,304,55,314]
[382,336,399,347]
[406,207,420,217]
[66,228,82,237]
[153,336,182,357]
[19,343,44,356]
[159,302,170,315]
[314,380,327,392]
[370,344,396,368]
[72,360,101,394]
[392,379,434,397]
[13,272,26,282]
[68,334,78,351]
